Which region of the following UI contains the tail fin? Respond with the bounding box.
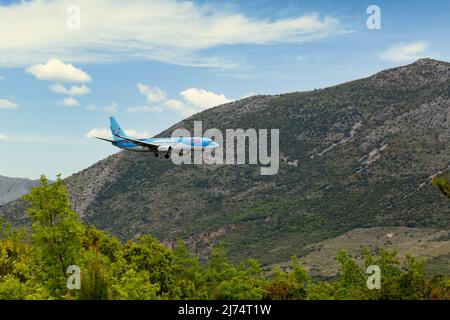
[110,117,127,141]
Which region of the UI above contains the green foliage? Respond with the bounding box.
[0,175,449,300]
[263,257,310,300]
[112,269,159,300]
[214,258,265,300]
[307,248,439,300]
[78,247,111,300]
[432,172,450,198]
[23,175,85,298]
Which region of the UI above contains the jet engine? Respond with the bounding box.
[157,145,172,153]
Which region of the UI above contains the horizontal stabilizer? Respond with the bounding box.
[95,137,115,143]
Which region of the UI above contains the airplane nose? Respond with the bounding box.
[210,141,219,148]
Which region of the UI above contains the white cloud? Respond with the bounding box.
[86,102,118,113]
[131,82,233,117]
[50,84,90,96]
[85,128,111,139]
[126,105,163,113]
[180,88,232,108]
[0,133,9,140]
[61,97,79,107]
[0,98,18,110]
[380,42,429,63]
[26,58,91,83]
[165,99,187,111]
[164,87,233,117]
[137,83,167,103]
[164,99,193,117]
[0,0,341,68]
[86,128,150,139]
[123,129,151,139]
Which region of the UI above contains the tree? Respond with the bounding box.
[333,250,366,299]
[264,257,310,300]
[79,235,111,300]
[0,218,48,299]
[23,175,85,298]
[0,173,447,300]
[432,172,450,198]
[112,269,159,300]
[171,240,207,299]
[122,235,176,298]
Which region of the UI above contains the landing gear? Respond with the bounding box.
[164,147,172,159]
[154,152,159,157]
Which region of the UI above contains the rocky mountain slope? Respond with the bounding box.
[270,227,450,277]
[0,175,39,205]
[2,59,450,266]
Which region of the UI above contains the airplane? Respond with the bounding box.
[95,117,219,159]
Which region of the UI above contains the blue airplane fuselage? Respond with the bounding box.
[113,137,218,152]
[95,117,219,157]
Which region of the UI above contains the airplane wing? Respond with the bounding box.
[95,137,115,143]
[113,133,159,151]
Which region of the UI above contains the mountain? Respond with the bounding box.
[0,175,39,205]
[1,58,450,266]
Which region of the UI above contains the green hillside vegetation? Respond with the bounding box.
[1,176,449,300]
[270,227,450,278]
[433,172,450,199]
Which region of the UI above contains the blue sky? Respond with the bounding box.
[0,0,449,179]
